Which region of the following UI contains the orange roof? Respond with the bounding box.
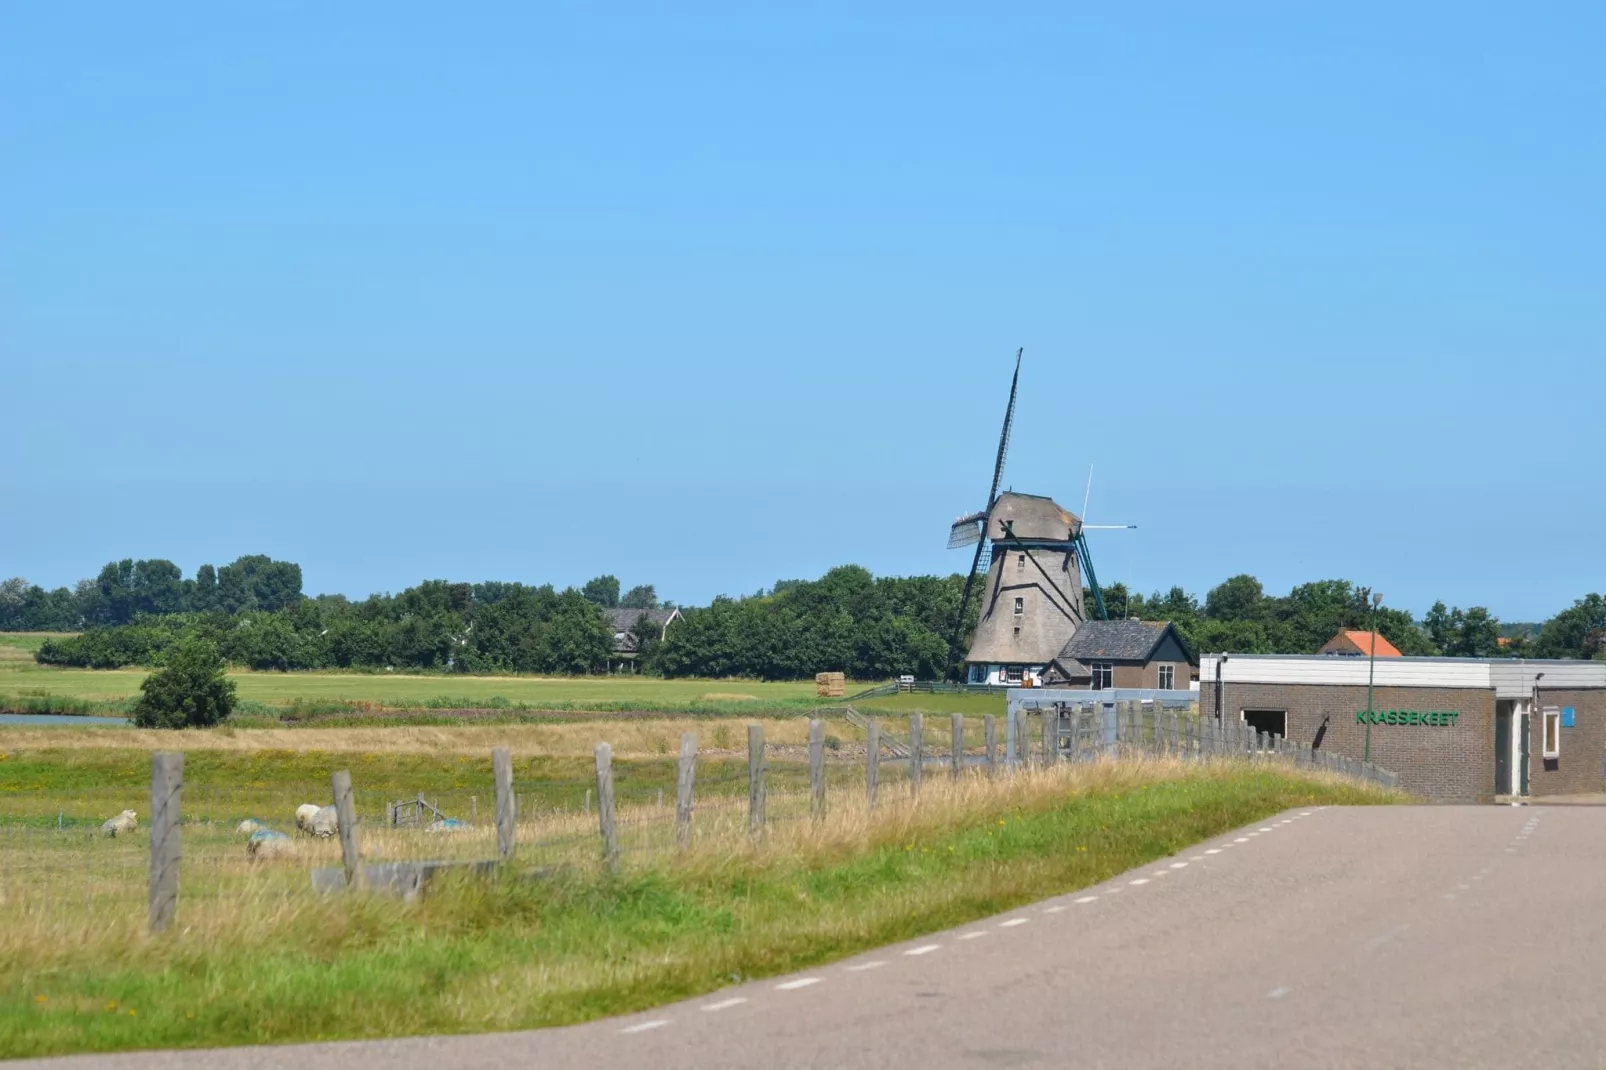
[1342,630,1401,657]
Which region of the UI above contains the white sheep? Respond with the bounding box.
[294,804,321,835]
[308,805,340,838]
[247,829,294,860]
[100,810,138,837]
[236,819,265,835]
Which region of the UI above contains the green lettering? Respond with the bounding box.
[1450,711,1459,726]
[1357,711,1367,724]
[1428,712,1441,726]
[1409,711,1420,726]
[1387,710,1399,725]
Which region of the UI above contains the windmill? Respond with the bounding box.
[943,352,1133,682]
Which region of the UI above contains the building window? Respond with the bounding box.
[1157,664,1175,690]
[1017,553,1026,570]
[1013,626,1021,637]
[1013,597,1024,615]
[1543,708,1561,758]
[1004,665,1024,684]
[1091,662,1113,690]
[970,664,987,685]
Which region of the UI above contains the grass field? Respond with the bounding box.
[0,632,1010,719]
[0,759,1393,1059]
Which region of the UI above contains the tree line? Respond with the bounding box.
[7,554,1606,678]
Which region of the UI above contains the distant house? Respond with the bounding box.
[604,607,681,672]
[1318,630,1402,658]
[1040,620,1197,691]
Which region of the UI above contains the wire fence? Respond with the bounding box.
[0,706,1397,937]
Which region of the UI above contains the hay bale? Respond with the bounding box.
[815,671,845,698]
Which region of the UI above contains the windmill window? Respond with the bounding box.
[1013,597,1024,615]
[1017,554,1026,570]
[1012,626,1021,638]
[1157,665,1175,690]
[1091,662,1113,690]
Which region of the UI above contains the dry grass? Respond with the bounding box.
[0,719,827,758]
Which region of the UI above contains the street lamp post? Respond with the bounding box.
[1364,592,1383,762]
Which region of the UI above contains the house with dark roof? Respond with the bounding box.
[604,607,682,671]
[1317,629,1402,658]
[1040,620,1197,691]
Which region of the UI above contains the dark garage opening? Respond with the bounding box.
[1242,709,1287,739]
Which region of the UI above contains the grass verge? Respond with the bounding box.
[0,761,1393,1059]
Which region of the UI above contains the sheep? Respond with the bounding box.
[247,829,294,860]
[294,804,321,835]
[307,806,339,838]
[100,810,137,837]
[236,819,265,835]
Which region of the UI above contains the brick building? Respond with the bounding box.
[1200,655,1606,803]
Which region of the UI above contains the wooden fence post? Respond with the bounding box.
[867,720,880,808]
[984,715,997,773]
[951,713,964,780]
[1042,708,1057,766]
[148,751,183,934]
[748,724,766,836]
[331,768,362,890]
[492,746,516,860]
[594,742,619,871]
[910,713,924,796]
[676,732,697,849]
[809,719,826,820]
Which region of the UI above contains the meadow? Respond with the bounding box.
[0,755,1393,1059]
[0,632,1006,719]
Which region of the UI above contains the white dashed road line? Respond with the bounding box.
[621,1020,670,1034]
[775,978,821,991]
[957,931,988,940]
[1075,896,1098,904]
[844,961,887,972]
[702,998,747,1012]
[1043,905,1066,913]
[1129,878,1149,886]
[999,918,1030,928]
[905,945,941,957]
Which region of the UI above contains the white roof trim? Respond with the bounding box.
[1200,654,1606,698]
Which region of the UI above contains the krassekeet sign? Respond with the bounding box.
[1355,709,1459,726]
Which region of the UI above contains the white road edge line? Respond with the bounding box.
[1170,862,1188,869]
[702,998,747,1012]
[1129,878,1150,886]
[845,961,887,971]
[776,978,822,990]
[1043,905,1066,913]
[905,945,941,956]
[1075,896,1098,903]
[999,918,1030,927]
[957,931,988,940]
[621,1020,670,1034]
[1205,848,1222,854]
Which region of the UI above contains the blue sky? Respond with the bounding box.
[4,4,1602,621]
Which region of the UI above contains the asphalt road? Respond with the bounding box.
[21,805,1606,1070]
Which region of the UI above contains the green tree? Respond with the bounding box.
[620,584,658,609]
[1204,575,1265,622]
[582,575,621,608]
[1535,594,1606,660]
[217,555,303,613]
[132,638,237,728]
